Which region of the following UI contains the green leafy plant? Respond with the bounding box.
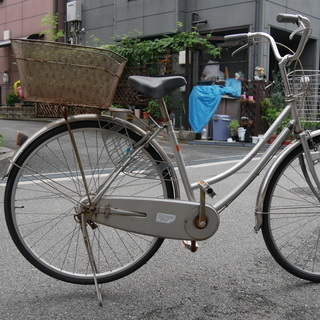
[6,92,20,106]
[0,134,4,148]
[104,24,220,71]
[301,120,319,130]
[111,104,126,109]
[261,98,279,126]
[261,97,290,133]
[261,71,288,132]
[145,100,162,118]
[145,95,173,118]
[40,12,64,41]
[228,119,240,135]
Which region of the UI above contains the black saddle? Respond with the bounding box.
[128,76,187,100]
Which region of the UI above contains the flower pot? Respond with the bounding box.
[143,111,150,119]
[238,127,246,141]
[268,134,278,144]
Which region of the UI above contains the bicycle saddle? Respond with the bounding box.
[128,75,187,100]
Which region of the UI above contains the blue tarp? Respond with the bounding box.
[189,79,241,133]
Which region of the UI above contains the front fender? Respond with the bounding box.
[254,129,320,231]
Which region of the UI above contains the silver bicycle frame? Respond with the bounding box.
[164,100,296,213]
[164,15,316,214]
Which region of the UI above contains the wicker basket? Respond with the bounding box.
[11,39,127,109]
[288,69,320,123]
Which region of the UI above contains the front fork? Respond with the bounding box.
[298,130,320,200]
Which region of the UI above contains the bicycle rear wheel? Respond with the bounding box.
[262,133,320,281]
[4,116,177,284]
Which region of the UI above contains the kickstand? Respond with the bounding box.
[80,213,103,306]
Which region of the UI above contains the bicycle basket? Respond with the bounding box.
[11,39,127,109]
[288,70,320,123]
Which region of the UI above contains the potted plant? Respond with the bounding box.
[6,92,21,106]
[146,100,162,119]
[261,71,289,143]
[261,98,280,143]
[228,119,240,141]
[0,134,4,149]
[143,95,173,121]
[142,110,150,119]
[261,96,292,143]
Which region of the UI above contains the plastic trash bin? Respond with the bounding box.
[211,114,231,141]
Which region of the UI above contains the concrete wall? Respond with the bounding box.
[80,0,181,46]
[76,0,320,79]
[78,0,114,45]
[260,0,320,74]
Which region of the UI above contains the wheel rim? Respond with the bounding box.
[263,144,320,280]
[6,119,175,283]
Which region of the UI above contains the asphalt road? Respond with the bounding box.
[0,119,320,319]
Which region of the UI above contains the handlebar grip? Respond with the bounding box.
[276,13,299,24]
[224,33,248,42]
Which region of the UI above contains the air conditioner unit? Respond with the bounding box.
[67,1,82,22]
[3,30,10,40]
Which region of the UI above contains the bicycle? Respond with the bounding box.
[4,13,320,305]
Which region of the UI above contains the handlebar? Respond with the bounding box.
[276,13,299,24]
[224,33,248,42]
[224,13,312,65]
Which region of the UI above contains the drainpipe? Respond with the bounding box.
[254,0,267,77]
[182,12,207,130]
[253,0,260,71]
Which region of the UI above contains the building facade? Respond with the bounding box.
[0,0,65,104]
[0,0,319,107]
[75,0,320,79]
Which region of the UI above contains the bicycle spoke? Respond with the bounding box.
[5,117,175,284]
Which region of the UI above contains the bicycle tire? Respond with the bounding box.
[4,116,177,284]
[262,133,320,281]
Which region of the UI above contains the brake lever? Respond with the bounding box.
[289,23,306,40]
[231,38,256,57]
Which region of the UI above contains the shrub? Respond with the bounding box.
[6,92,20,106]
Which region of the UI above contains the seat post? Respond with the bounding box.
[160,97,196,203]
[158,98,170,123]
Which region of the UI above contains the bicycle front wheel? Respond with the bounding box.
[4,116,177,284]
[262,133,320,281]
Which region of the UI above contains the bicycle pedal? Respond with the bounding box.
[182,240,199,252]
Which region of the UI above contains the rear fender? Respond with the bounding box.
[4,114,180,199]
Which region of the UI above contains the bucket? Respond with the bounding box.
[238,127,246,142]
[252,136,259,144]
[211,114,231,141]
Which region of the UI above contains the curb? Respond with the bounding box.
[188,140,263,148]
[0,117,53,122]
[0,147,15,161]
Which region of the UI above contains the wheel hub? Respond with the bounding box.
[74,194,98,229]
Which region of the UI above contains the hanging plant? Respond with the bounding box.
[103,25,220,68]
